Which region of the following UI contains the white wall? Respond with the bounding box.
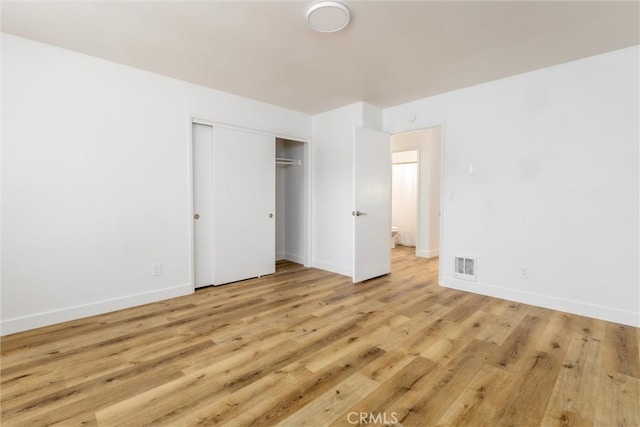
[385,46,640,327]
[1,34,311,334]
[391,128,441,257]
[311,102,382,276]
[275,165,286,260]
[283,141,306,264]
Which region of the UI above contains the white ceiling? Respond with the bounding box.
[2,1,638,114]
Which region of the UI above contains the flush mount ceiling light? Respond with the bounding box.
[306,1,351,33]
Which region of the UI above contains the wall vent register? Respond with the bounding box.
[454,256,477,281]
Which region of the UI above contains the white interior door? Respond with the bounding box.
[213,127,275,285]
[353,127,391,283]
[193,124,215,288]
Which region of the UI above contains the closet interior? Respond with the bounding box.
[275,138,306,265]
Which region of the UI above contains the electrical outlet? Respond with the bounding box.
[152,263,163,277]
[519,265,529,279]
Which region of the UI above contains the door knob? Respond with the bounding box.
[352,211,366,216]
[269,213,273,218]
[194,214,200,220]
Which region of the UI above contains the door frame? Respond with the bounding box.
[389,122,446,285]
[186,115,311,292]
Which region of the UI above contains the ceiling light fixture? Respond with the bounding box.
[306,1,351,33]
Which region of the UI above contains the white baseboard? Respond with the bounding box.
[276,252,286,261]
[416,248,439,258]
[284,253,305,265]
[0,283,193,336]
[312,259,352,277]
[440,276,640,327]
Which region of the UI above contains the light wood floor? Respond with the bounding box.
[1,247,639,426]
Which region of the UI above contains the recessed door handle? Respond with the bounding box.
[194,214,200,220]
[352,211,366,216]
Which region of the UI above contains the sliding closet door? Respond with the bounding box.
[213,127,275,285]
[193,124,215,288]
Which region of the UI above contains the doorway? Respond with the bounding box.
[275,137,307,265]
[392,150,418,249]
[390,126,442,262]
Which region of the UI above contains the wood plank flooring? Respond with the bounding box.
[1,246,639,426]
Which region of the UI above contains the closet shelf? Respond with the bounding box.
[276,157,301,167]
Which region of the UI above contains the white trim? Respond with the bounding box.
[416,249,429,258]
[437,122,446,289]
[276,252,286,261]
[312,259,351,277]
[413,147,422,260]
[416,248,439,258]
[191,116,309,144]
[304,137,313,268]
[0,283,192,336]
[440,276,640,327]
[187,117,196,292]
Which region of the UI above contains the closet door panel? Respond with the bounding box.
[213,127,275,285]
[193,124,215,288]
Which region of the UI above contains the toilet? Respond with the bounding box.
[391,226,400,248]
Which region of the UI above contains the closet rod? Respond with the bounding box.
[275,157,300,166]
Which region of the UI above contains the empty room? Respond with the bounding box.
[1,1,639,426]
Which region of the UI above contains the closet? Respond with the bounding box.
[275,138,306,265]
[192,124,306,288]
